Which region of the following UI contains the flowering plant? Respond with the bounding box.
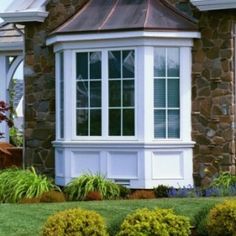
[0,101,13,138]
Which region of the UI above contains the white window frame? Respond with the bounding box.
[71,47,137,141]
[53,34,194,145]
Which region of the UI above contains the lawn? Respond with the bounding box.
[0,197,235,236]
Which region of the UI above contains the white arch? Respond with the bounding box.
[7,55,24,88]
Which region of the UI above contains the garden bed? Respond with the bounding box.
[0,197,234,236]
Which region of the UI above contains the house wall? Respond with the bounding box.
[24,0,88,175]
[23,0,236,185]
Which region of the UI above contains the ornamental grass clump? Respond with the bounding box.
[42,208,108,236]
[117,208,191,236]
[0,167,59,203]
[65,173,120,201]
[207,200,236,236]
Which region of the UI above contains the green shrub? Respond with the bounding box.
[207,200,236,236]
[42,208,108,236]
[118,185,131,199]
[0,167,59,203]
[65,173,120,201]
[211,172,236,188]
[117,208,191,236]
[153,185,170,198]
[129,190,155,199]
[40,190,65,203]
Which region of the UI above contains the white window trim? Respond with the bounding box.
[55,36,195,145]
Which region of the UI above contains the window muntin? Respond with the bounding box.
[154,47,180,139]
[108,50,135,136]
[59,52,64,138]
[76,52,102,136]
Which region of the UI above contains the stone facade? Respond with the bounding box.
[24,0,88,175]
[23,0,236,185]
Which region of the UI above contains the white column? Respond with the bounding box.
[0,55,9,142]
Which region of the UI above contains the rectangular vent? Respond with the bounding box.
[114,179,130,187]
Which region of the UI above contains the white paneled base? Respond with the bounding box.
[54,143,194,188]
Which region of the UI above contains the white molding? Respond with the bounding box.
[0,11,48,23]
[0,42,24,52]
[47,31,201,46]
[190,0,236,11]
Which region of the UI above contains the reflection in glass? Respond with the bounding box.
[168,79,179,107]
[123,109,134,136]
[90,52,101,79]
[76,81,88,108]
[123,80,134,107]
[109,109,121,135]
[167,48,179,77]
[168,110,180,138]
[154,79,165,108]
[76,53,88,80]
[123,50,135,78]
[154,48,166,77]
[90,109,101,136]
[154,110,166,138]
[90,81,101,107]
[109,51,121,79]
[76,109,88,136]
[109,80,121,107]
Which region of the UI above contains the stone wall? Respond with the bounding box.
[191,10,236,186]
[24,0,88,175]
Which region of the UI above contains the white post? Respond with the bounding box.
[0,55,9,142]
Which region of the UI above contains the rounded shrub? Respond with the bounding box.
[85,191,102,201]
[117,208,191,236]
[42,208,108,236]
[129,190,155,199]
[65,173,120,201]
[207,200,236,236]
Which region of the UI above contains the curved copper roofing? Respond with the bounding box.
[52,0,198,35]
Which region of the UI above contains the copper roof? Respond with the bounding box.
[52,0,197,35]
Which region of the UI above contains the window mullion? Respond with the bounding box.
[121,51,123,136]
[165,48,168,139]
[88,53,91,136]
[103,50,108,138]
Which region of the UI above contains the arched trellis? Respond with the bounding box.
[0,23,24,141]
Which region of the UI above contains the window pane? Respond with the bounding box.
[76,109,88,136]
[154,110,166,138]
[90,109,101,136]
[123,109,134,136]
[123,80,134,107]
[154,79,165,108]
[90,52,101,79]
[167,48,179,77]
[168,79,179,107]
[109,109,121,135]
[90,81,101,107]
[60,53,64,138]
[168,110,180,138]
[76,53,88,80]
[109,80,121,107]
[154,48,166,77]
[109,51,121,79]
[76,81,88,108]
[123,50,135,78]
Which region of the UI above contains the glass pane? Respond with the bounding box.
[90,81,101,107]
[60,109,64,138]
[154,79,165,108]
[168,79,179,108]
[109,51,121,79]
[154,48,166,77]
[76,53,88,80]
[123,80,134,107]
[123,109,134,136]
[154,110,166,138]
[76,109,88,136]
[109,80,121,107]
[123,50,135,78]
[90,52,101,80]
[109,109,121,135]
[168,110,180,138]
[76,81,88,108]
[90,109,101,136]
[167,48,179,77]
